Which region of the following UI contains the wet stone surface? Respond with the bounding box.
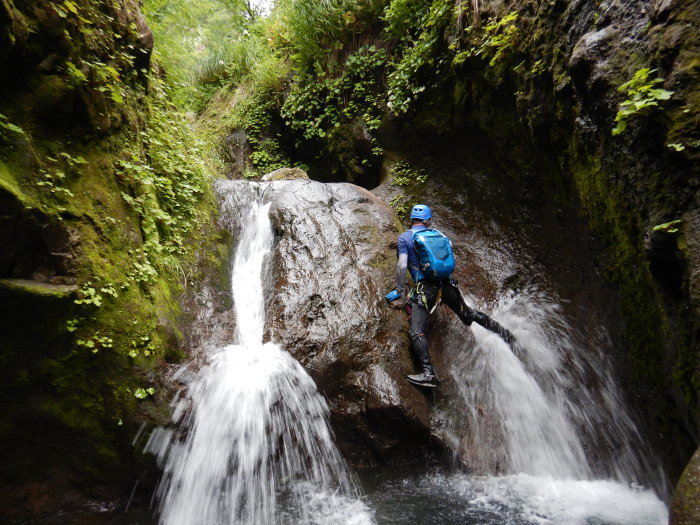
[215,179,442,466]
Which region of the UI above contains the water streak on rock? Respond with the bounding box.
[146,192,373,525]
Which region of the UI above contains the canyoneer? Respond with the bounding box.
[386,204,515,388]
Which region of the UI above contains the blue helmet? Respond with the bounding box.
[410,204,432,221]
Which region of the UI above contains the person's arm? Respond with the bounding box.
[396,252,408,292]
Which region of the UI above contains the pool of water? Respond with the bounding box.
[31,465,668,525]
[359,467,668,525]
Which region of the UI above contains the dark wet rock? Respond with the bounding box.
[568,26,618,96]
[0,188,79,283]
[0,0,20,66]
[672,446,700,524]
[125,7,154,73]
[296,119,381,189]
[216,179,438,465]
[261,166,310,181]
[365,0,699,486]
[33,74,77,125]
[79,87,112,132]
[223,129,253,178]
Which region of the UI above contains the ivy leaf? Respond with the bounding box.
[649,88,673,100]
[652,220,681,233]
[63,0,79,14]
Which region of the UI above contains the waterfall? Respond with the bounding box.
[146,196,374,525]
[358,287,668,524]
[449,288,665,488]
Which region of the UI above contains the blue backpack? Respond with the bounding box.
[412,228,455,281]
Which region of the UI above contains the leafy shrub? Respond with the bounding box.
[384,0,452,114]
[612,68,674,136]
[277,0,386,72]
[281,44,387,141]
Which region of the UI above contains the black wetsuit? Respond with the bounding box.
[397,226,514,376]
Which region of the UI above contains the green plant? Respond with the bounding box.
[128,335,158,358]
[36,169,75,198]
[74,283,104,307]
[278,0,386,71]
[0,113,25,136]
[390,160,428,186]
[612,68,674,136]
[653,219,681,233]
[282,44,388,141]
[144,0,259,109]
[667,142,685,152]
[457,12,520,68]
[133,387,155,399]
[389,192,412,219]
[388,160,429,219]
[72,282,118,308]
[65,60,88,86]
[77,331,114,353]
[66,319,80,332]
[530,59,546,76]
[385,0,452,114]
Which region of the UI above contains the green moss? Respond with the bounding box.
[0,278,76,298]
[0,0,220,501]
[0,160,25,202]
[571,155,669,387]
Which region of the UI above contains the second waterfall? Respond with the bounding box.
[146,196,374,525]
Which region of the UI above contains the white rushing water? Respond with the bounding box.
[146,199,374,525]
[434,288,669,523]
[363,470,668,525]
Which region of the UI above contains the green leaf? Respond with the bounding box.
[110,90,124,104]
[611,120,627,136]
[649,88,673,100]
[134,387,154,399]
[134,388,147,399]
[1,122,23,134]
[64,0,79,14]
[652,219,681,233]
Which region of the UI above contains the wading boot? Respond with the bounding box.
[406,370,438,388]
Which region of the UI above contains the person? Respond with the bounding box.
[386,204,514,388]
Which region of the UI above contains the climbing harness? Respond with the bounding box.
[411,282,442,313]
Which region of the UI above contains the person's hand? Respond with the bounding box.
[385,289,406,309]
[385,289,401,303]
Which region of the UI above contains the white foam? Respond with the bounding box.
[445,473,668,524]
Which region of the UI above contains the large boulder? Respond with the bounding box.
[672,447,700,524]
[215,179,439,465]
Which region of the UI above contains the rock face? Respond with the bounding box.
[216,179,440,465]
[366,0,700,489]
[0,1,197,522]
[260,166,310,181]
[673,446,700,524]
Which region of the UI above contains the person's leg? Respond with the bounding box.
[442,281,516,345]
[409,299,434,376]
[441,280,474,326]
[406,281,441,384]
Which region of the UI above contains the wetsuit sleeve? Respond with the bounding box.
[396,252,408,291]
[397,233,409,256]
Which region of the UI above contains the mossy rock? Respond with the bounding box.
[672,447,700,524]
[261,166,310,181]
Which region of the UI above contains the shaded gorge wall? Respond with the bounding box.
[0,0,214,521]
